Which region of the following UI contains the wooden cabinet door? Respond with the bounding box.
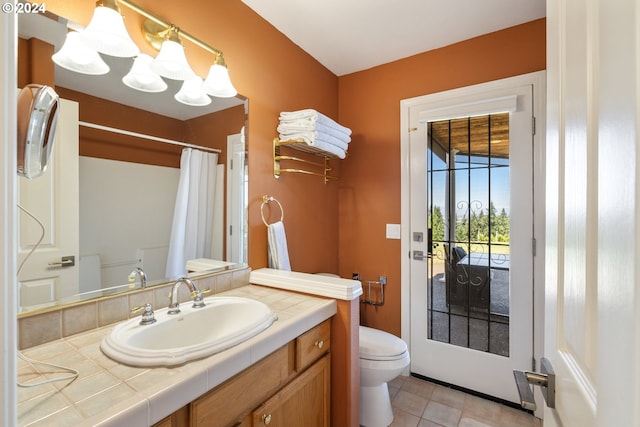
[191,345,290,427]
[152,405,189,427]
[253,354,330,427]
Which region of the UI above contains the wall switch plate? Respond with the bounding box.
[386,224,401,239]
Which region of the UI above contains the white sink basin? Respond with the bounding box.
[101,296,277,367]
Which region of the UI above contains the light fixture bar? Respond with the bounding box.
[117,0,223,57]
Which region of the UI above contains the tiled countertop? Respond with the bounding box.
[17,285,337,427]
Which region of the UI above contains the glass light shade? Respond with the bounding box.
[122,54,168,93]
[80,6,139,57]
[150,39,195,80]
[52,32,109,75]
[175,76,211,106]
[203,63,238,98]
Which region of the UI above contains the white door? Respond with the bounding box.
[403,76,541,403]
[17,99,79,311]
[543,0,640,425]
[226,130,246,264]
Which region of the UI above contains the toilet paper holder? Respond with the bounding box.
[355,274,387,306]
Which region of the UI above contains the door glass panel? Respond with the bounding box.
[427,113,511,357]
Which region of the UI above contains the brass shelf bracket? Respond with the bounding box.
[273,138,338,184]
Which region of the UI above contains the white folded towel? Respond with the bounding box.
[279,109,352,136]
[315,121,352,139]
[267,221,291,271]
[277,127,350,151]
[277,122,352,144]
[277,133,346,159]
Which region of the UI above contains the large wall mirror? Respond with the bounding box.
[17,12,248,313]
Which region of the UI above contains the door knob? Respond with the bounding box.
[513,357,555,411]
[412,250,429,261]
[47,255,75,268]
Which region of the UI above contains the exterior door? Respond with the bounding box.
[403,76,541,403]
[17,99,79,311]
[543,0,640,425]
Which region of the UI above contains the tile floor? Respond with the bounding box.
[388,376,542,427]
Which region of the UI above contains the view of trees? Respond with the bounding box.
[429,201,509,243]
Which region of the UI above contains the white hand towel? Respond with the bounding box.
[267,221,291,271]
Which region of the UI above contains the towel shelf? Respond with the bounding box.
[273,138,339,184]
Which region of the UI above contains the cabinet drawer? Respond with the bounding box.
[296,319,331,371]
[191,345,290,427]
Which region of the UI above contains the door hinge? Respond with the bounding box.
[532,116,536,136]
[532,238,537,256]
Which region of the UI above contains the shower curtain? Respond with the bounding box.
[165,148,219,279]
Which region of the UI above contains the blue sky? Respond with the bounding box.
[429,156,510,217]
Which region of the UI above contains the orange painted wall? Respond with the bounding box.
[44,0,341,274]
[337,19,546,336]
[186,103,246,167]
[17,37,54,88]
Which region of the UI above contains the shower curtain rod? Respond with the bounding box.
[79,121,222,154]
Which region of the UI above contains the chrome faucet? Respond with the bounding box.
[131,303,156,325]
[129,267,147,288]
[167,277,206,315]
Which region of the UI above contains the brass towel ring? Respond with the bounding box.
[261,195,284,226]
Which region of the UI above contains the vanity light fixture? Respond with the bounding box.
[52,31,110,75]
[121,0,238,98]
[122,53,168,93]
[50,0,238,105]
[148,26,196,80]
[203,54,238,98]
[80,0,139,58]
[175,76,212,106]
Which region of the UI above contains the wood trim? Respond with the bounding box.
[331,298,360,427]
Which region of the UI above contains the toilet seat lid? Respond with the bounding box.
[359,326,408,361]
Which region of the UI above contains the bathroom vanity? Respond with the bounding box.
[17,268,362,426]
[17,284,337,426]
[156,320,331,427]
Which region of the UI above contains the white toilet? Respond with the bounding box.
[359,325,410,427]
[315,273,410,426]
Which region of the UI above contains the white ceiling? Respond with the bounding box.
[241,0,546,76]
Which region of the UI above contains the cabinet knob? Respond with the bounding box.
[262,413,272,425]
[315,339,324,349]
